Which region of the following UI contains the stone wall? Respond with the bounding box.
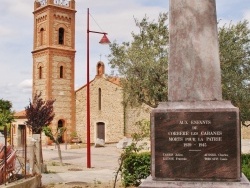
[50,53,75,139]
[242,123,250,139]
[125,104,152,136]
[1,175,41,188]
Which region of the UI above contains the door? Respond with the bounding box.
[97,122,105,140]
[18,125,25,147]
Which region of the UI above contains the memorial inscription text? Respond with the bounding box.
[154,111,238,179]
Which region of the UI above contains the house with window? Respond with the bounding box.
[12,111,31,147]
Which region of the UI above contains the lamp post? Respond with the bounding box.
[86,8,110,168]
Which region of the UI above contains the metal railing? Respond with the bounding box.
[0,126,28,185]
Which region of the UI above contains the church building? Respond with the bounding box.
[75,61,151,143]
[12,0,151,146]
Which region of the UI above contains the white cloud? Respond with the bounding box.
[243,9,250,22]
[1,1,33,18]
[18,80,32,94]
[0,83,13,95]
[19,79,32,89]
[0,27,15,37]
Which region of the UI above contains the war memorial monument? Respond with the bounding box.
[140,0,250,187]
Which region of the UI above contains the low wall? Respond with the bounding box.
[0,175,41,188]
[242,124,250,139]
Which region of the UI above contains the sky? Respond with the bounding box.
[0,0,249,112]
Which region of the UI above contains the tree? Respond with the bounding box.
[108,14,250,125]
[43,126,66,165]
[108,13,169,108]
[25,93,55,134]
[25,93,55,172]
[0,99,14,134]
[218,20,250,126]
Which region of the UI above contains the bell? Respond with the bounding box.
[99,34,111,44]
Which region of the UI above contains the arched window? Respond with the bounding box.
[39,66,42,79]
[58,120,63,128]
[59,28,64,45]
[40,28,45,45]
[58,120,64,143]
[60,66,63,78]
[98,88,102,110]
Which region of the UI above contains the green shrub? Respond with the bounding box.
[242,154,250,180]
[113,120,150,187]
[122,152,150,187]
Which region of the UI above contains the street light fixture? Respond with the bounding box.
[86,8,110,168]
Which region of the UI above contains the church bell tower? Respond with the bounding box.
[32,0,76,141]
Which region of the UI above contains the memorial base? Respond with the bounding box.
[151,101,241,181]
[139,174,250,188]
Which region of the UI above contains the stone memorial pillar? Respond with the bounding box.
[168,0,222,102]
[140,0,250,187]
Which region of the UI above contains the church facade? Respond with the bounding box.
[75,62,151,143]
[12,0,151,146]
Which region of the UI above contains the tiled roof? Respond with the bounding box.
[14,110,26,118]
[107,77,121,86]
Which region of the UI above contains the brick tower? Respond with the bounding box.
[32,0,76,142]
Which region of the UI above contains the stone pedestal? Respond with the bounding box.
[150,101,241,181]
[139,101,250,187]
[140,174,250,188]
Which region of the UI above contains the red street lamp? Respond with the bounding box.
[86,8,110,168]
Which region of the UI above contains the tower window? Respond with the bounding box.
[60,66,64,78]
[40,28,45,45]
[39,66,42,79]
[59,28,64,45]
[98,88,102,110]
[57,120,64,143]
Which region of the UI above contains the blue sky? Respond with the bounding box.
[0,0,249,111]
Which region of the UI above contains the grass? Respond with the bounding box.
[44,170,56,174]
[242,154,250,180]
